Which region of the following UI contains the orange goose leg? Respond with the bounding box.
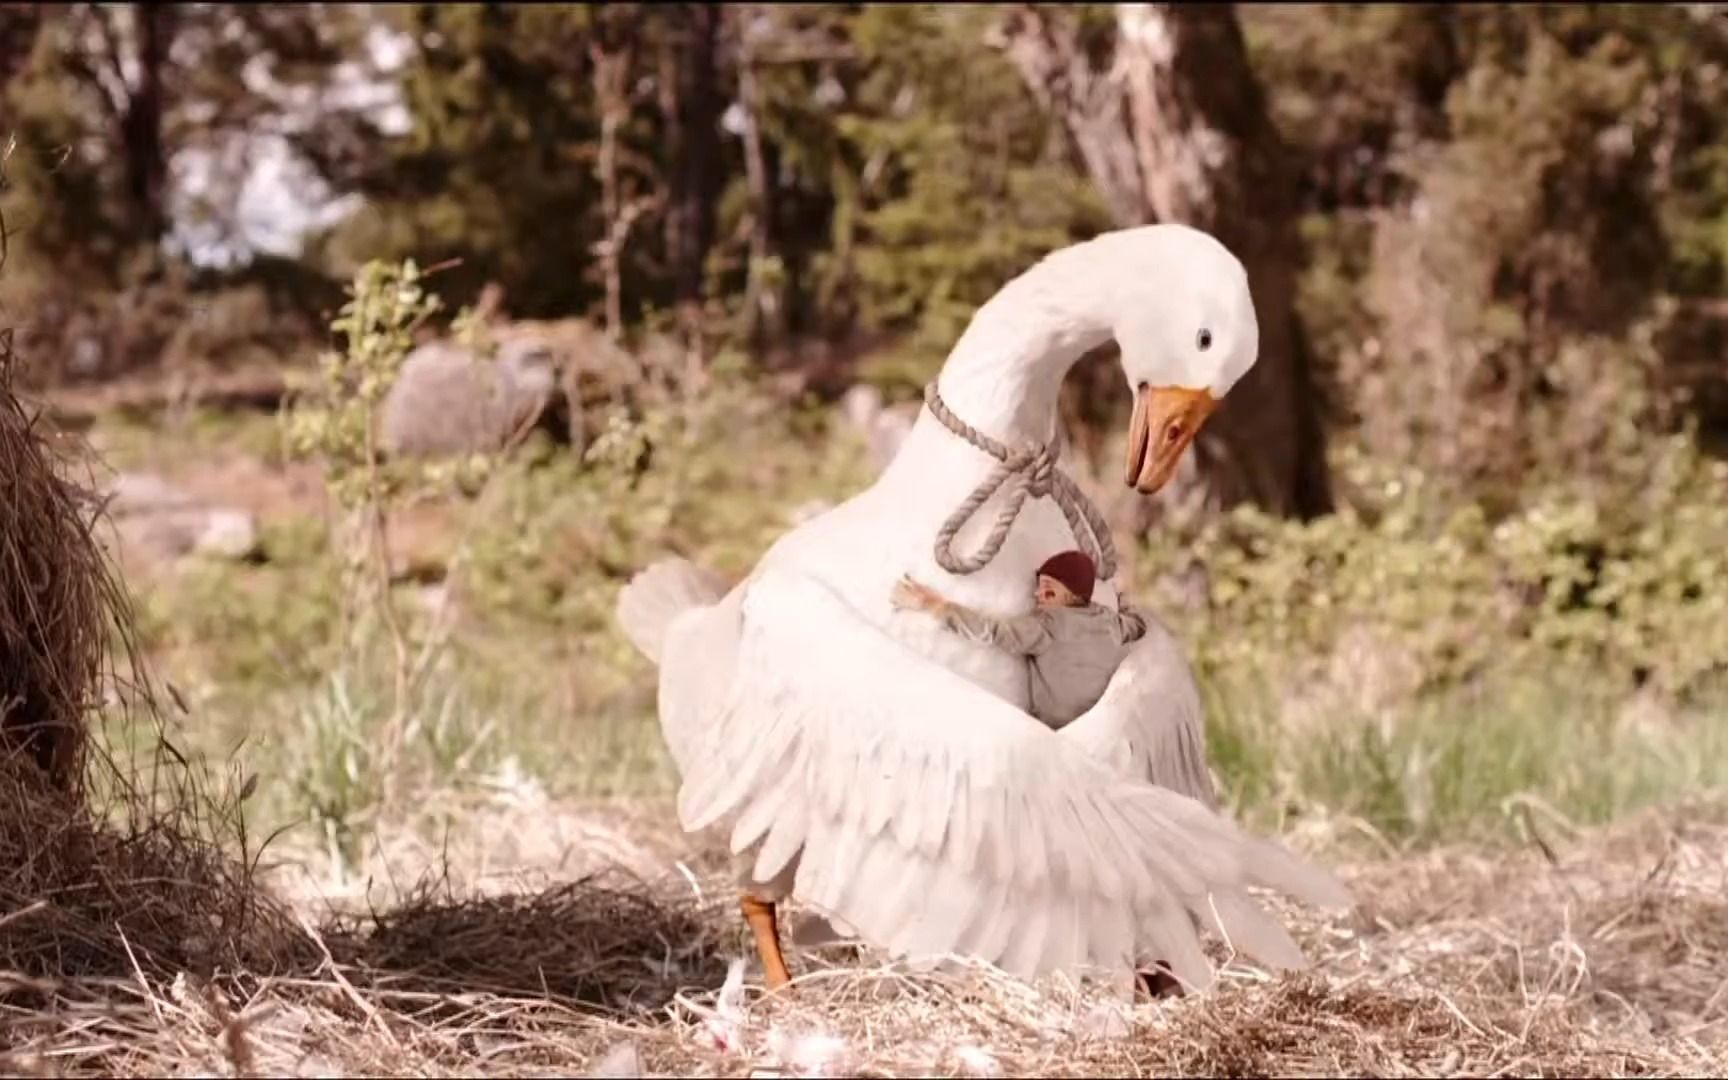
[740,894,792,989]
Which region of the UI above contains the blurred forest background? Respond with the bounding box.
[3,2,1728,864]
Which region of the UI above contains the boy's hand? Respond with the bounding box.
[891,574,947,614]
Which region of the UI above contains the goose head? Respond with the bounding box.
[1109,226,1259,495]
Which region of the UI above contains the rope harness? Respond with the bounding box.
[922,381,1118,581]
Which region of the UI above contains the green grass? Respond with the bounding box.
[89,405,290,475]
[1206,668,1728,851]
[136,529,1728,878]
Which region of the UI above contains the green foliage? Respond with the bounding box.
[275,257,558,818]
[1130,391,1728,846]
[121,353,876,866]
[830,6,1112,358]
[333,4,1109,360]
[129,369,1728,865]
[13,2,1728,471]
[279,665,497,864]
[456,365,875,642]
[323,5,615,318]
[1,28,144,288]
[1249,4,1728,481]
[282,258,451,508]
[1,6,372,287]
[143,557,342,696]
[1141,434,1728,705]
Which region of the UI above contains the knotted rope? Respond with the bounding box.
[922,381,1118,580]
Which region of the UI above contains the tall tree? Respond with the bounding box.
[117,4,168,244]
[323,6,613,317]
[659,3,723,335]
[57,4,172,246]
[995,2,1333,521]
[591,5,648,340]
[1,3,334,268]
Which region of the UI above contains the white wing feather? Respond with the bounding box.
[669,564,1350,989]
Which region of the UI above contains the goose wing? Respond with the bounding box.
[674,562,1349,989]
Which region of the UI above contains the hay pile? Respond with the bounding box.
[0,754,315,986]
[321,872,732,1012]
[563,802,1726,1078]
[0,336,318,989]
[0,350,725,1076]
[0,868,727,1079]
[0,339,110,788]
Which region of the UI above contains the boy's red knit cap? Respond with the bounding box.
[1036,550,1097,604]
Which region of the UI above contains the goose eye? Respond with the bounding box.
[1196,328,1213,351]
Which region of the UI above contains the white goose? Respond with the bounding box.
[617,224,1350,993]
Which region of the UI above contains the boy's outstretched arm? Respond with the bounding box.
[891,575,1054,656]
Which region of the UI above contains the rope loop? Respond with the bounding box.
[922,382,1118,580]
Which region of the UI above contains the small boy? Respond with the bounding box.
[891,550,1147,730]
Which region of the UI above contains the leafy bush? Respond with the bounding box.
[1140,431,1728,705]
[453,358,874,674]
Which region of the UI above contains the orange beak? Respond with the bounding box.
[1124,384,1218,494]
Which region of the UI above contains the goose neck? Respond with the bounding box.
[928,264,1116,448]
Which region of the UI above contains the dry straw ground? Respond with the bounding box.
[0,788,1724,1078]
[2,350,1726,1078]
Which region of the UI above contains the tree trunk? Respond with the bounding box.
[659,3,723,343]
[120,3,169,244]
[986,8,1144,228]
[591,34,632,340]
[734,16,779,349]
[995,2,1333,522]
